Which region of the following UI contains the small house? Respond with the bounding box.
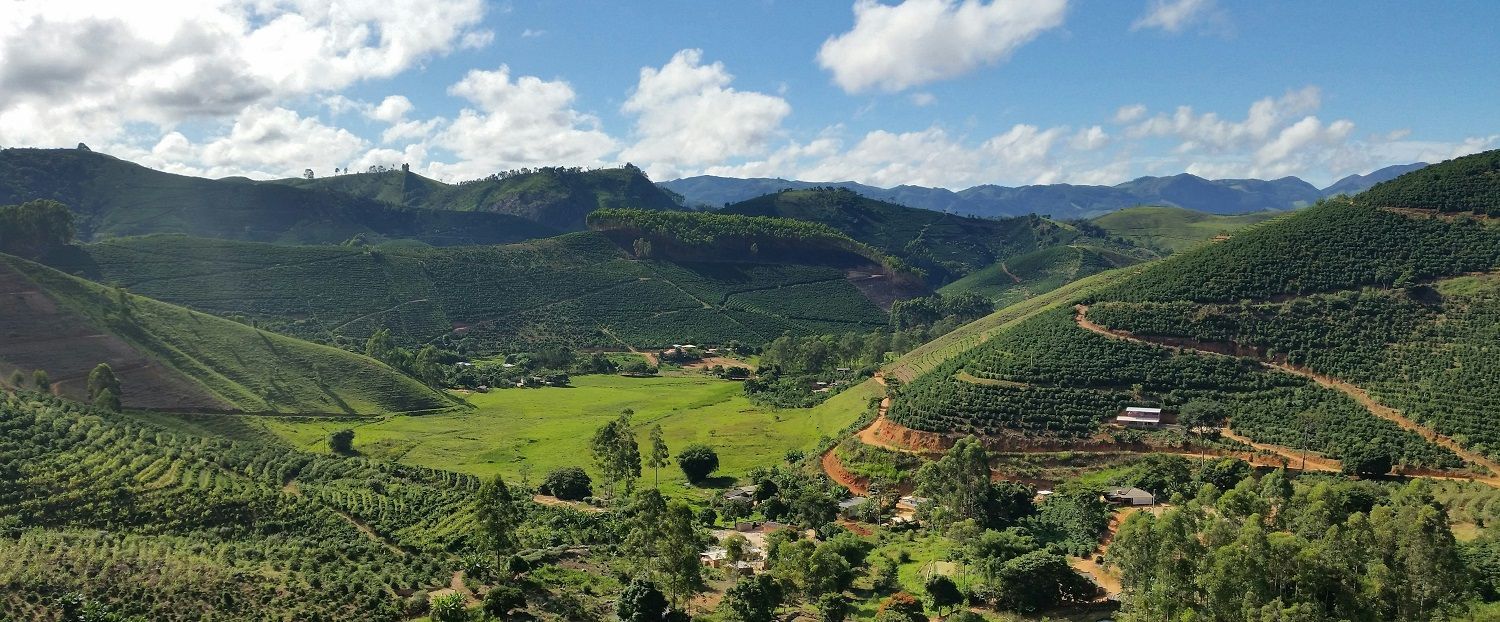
[837,496,870,518]
[1104,487,1156,506]
[700,547,729,568]
[1115,407,1163,428]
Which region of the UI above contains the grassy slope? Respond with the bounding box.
[886,266,1141,384]
[0,148,556,246]
[44,232,891,351]
[0,253,454,414]
[939,243,1145,306]
[257,374,877,497]
[1090,205,1281,253]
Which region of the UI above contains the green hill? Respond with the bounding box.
[0,148,558,245]
[0,392,478,621]
[1088,205,1282,253]
[889,190,1500,472]
[1358,148,1500,215]
[939,243,1144,307]
[719,187,1140,284]
[41,230,906,353]
[276,164,684,231]
[0,253,454,414]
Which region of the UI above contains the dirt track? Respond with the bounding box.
[1074,304,1500,487]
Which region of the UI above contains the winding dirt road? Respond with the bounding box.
[1074,304,1500,486]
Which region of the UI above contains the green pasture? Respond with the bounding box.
[258,374,878,497]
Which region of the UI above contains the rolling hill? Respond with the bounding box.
[0,148,558,245]
[1089,205,1282,253]
[938,243,1145,307]
[275,163,684,231]
[718,187,1148,284]
[882,152,1500,475]
[40,223,911,353]
[0,252,455,414]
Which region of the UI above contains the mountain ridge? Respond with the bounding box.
[663,163,1427,217]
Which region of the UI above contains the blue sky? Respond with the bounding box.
[2,0,1496,187]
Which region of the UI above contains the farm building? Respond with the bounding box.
[723,485,757,503]
[1104,487,1156,506]
[1115,406,1164,428]
[838,496,870,518]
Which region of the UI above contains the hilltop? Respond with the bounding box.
[880,155,1500,478]
[0,252,454,414]
[0,148,557,245]
[718,187,1148,284]
[1089,205,1282,253]
[275,163,684,231]
[663,164,1423,218]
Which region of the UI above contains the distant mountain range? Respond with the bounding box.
[662,162,1427,218]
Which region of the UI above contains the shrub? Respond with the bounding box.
[676,444,719,483]
[538,466,593,500]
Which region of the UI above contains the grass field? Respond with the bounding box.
[256,374,878,497]
[1090,205,1282,253]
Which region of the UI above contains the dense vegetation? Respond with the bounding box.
[0,148,557,246]
[1091,199,1500,303]
[41,232,893,352]
[0,199,74,258]
[0,254,453,414]
[1111,476,1475,621]
[889,308,1460,468]
[719,188,1138,284]
[0,392,478,620]
[1358,149,1500,215]
[588,207,910,276]
[277,163,684,231]
[1089,275,1500,459]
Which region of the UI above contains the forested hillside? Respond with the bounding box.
[719,187,1143,284]
[887,160,1500,477]
[1358,149,1500,215]
[42,231,897,352]
[0,148,556,245]
[277,164,684,231]
[0,253,455,414]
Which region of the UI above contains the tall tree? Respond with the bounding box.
[86,363,121,404]
[647,424,670,489]
[475,474,522,567]
[591,412,642,497]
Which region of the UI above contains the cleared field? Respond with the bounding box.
[256,374,878,497]
[1090,205,1281,253]
[939,244,1145,306]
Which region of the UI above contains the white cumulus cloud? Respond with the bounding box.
[425,66,618,180]
[0,0,490,161]
[817,0,1068,93]
[620,49,791,180]
[1131,0,1222,33]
